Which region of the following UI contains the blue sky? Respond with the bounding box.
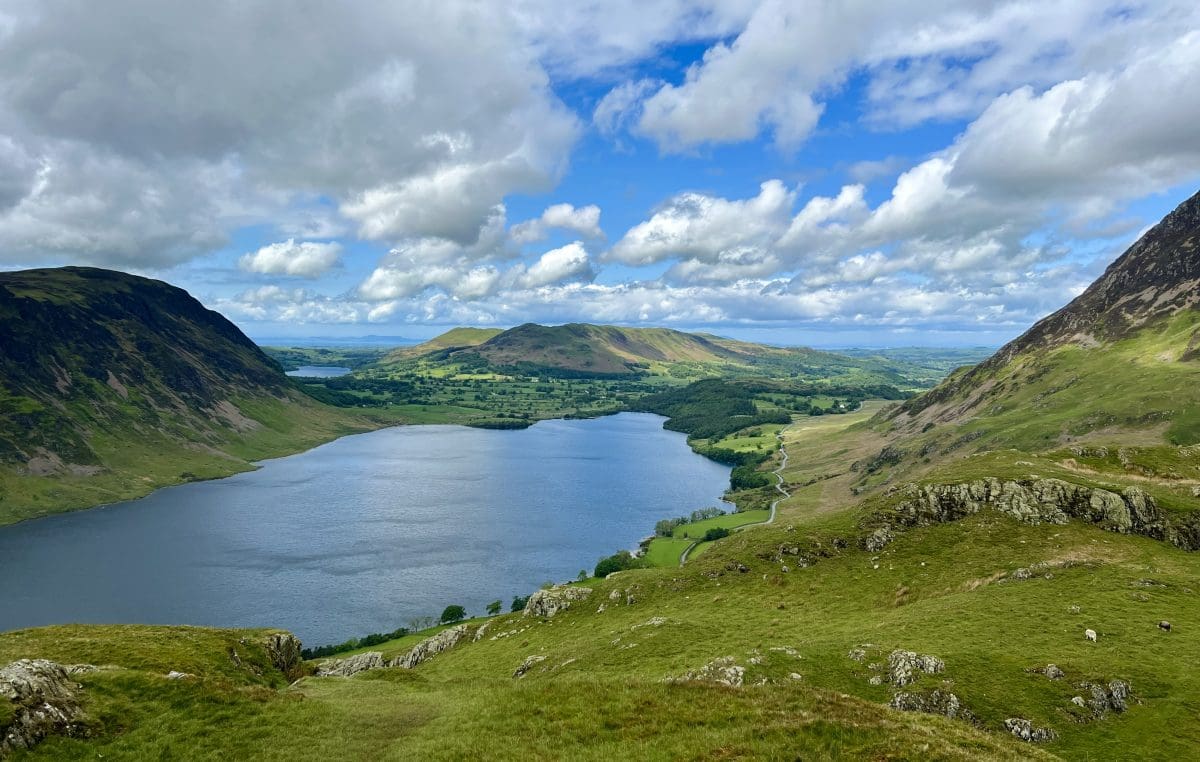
[1,1,1198,347]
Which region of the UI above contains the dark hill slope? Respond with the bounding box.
[884,188,1200,450]
[0,267,378,523]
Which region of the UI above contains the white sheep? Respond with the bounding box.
[1085,628,1097,642]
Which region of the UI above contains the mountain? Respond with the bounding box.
[0,266,381,524]
[466,323,753,374]
[382,322,924,386]
[381,327,503,362]
[883,189,1200,454]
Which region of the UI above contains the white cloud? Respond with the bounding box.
[599,0,1200,153]
[592,79,659,137]
[518,242,594,287]
[510,203,603,243]
[0,0,579,266]
[238,239,342,278]
[608,180,794,267]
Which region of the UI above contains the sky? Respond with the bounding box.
[0,1,1199,347]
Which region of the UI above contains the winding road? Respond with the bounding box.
[680,427,791,565]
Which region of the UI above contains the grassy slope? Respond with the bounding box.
[382,327,503,362]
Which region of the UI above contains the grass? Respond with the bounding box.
[9,502,1197,759]
[641,510,771,568]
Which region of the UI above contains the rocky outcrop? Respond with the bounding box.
[263,633,303,679]
[390,625,468,669]
[1080,680,1132,717]
[863,527,894,552]
[890,690,972,721]
[1,659,89,755]
[669,657,745,688]
[315,651,384,677]
[887,650,944,687]
[513,655,546,679]
[1005,718,1057,743]
[523,586,592,619]
[871,479,1200,551]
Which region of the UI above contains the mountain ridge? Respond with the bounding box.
[899,189,1200,423]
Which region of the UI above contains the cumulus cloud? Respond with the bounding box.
[0,0,579,267]
[517,242,595,287]
[599,0,1200,153]
[607,180,794,277]
[238,239,342,278]
[592,79,659,138]
[510,203,603,243]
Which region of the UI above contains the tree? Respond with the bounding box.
[577,569,589,582]
[594,549,648,578]
[440,605,466,624]
[703,526,731,542]
[511,595,530,612]
[407,615,435,631]
[486,600,502,616]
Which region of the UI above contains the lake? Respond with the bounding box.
[285,365,352,378]
[0,413,730,646]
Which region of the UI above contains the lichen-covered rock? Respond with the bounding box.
[390,625,468,669]
[523,586,592,618]
[1079,679,1133,717]
[887,650,944,686]
[863,526,894,552]
[1043,664,1065,680]
[890,690,971,721]
[315,651,384,677]
[1108,680,1131,713]
[878,477,1200,550]
[473,621,492,642]
[670,657,745,688]
[263,632,303,678]
[513,655,546,679]
[1005,718,1057,742]
[847,648,868,662]
[1,659,89,755]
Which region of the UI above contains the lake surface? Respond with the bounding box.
[285,365,352,378]
[0,414,730,645]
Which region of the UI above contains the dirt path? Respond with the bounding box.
[680,428,791,565]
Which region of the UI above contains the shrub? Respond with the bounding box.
[594,549,649,578]
[702,527,732,542]
[440,605,466,624]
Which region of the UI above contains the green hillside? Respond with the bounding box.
[381,327,503,362]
